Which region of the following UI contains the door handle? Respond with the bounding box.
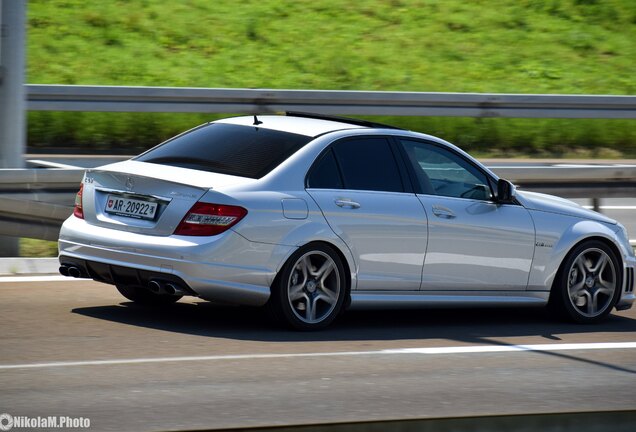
[432,205,455,219]
[334,199,361,209]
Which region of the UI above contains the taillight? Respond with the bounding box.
[174,202,247,236]
[73,183,84,219]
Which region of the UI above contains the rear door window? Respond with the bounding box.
[135,123,311,179]
[331,138,404,193]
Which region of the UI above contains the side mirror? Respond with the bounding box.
[497,179,516,203]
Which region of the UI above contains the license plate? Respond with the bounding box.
[105,195,158,220]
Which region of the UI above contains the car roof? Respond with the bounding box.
[215,115,368,137]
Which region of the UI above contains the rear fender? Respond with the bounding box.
[229,190,358,291]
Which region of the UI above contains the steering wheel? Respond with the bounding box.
[460,185,486,199]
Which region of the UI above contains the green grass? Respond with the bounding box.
[19,238,58,257]
[27,0,636,157]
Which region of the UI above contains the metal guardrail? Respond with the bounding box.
[493,164,636,198]
[0,165,635,241]
[0,169,83,240]
[0,168,84,191]
[26,85,636,118]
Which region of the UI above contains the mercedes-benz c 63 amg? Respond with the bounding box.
[58,112,635,330]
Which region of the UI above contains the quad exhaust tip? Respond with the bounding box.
[148,280,162,294]
[68,267,82,278]
[148,280,185,296]
[60,265,82,278]
[164,283,185,296]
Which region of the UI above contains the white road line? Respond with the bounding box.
[1,342,635,370]
[382,342,636,354]
[0,275,84,283]
[582,205,636,210]
[583,205,636,210]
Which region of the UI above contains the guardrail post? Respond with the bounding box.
[591,198,601,213]
[0,0,26,168]
[0,0,26,256]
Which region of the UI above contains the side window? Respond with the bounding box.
[307,149,343,189]
[400,139,493,200]
[332,138,404,193]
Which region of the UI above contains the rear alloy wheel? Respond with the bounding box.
[268,244,347,330]
[115,284,182,306]
[552,241,621,323]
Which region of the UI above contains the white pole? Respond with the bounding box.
[0,0,27,256]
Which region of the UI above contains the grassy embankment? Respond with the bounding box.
[20,238,58,258]
[20,1,636,257]
[27,0,636,158]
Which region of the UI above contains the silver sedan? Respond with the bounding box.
[58,113,635,330]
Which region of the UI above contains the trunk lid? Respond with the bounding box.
[81,160,254,236]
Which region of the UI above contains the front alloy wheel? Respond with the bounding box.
[268,243,347,330]
[552,240,621,323]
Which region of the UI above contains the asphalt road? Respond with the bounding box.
[1,279,635,431]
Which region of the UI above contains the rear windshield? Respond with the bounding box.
[135,123,312,179]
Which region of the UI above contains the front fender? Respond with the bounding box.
[527,209,622,292]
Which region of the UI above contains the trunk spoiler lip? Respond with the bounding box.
[88,160,258,191]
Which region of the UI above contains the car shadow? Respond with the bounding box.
[71,300,636,376]
[71,299,636,344]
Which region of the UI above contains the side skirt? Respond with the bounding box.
[349,291,549,310]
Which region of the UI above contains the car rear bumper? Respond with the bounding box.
[58,216,295,306]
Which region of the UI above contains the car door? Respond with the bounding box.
[398,138,535,291]
[306,137,428,291]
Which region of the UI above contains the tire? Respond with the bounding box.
[115,284,182,306]
[267,243,347,330]
[550,240,621,323]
